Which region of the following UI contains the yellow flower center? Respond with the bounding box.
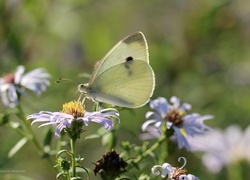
[164,109,185,127]
[62,101,85,118]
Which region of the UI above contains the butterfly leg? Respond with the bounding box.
[95,102,100,111]
[81,97,86,105]
[77,93,82,102]
[77,93,86,105]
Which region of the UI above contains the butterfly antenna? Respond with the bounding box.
[74,89,79,96]
[56,77,78,84]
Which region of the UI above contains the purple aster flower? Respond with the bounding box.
[27,101,119,139]
[140,125,162,140]
[0,65,51,108]
[188,125,250,173]
[151,157,199,180]
[142,96,213,151]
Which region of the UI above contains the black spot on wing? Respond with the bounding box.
[124,56,134,76]
[126,56,133,61]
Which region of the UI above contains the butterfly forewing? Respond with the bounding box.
[88,60,155,108]
[89,32,148,85]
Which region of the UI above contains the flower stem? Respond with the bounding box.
[70,138,76,177]
[133,135,166,165]
[127,124,168,170]
[227,162,243,180]
[160,122,168,163]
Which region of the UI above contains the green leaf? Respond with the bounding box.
[57,149,73,157]
[102,129,117,150]
[0,113,9,125]
[85,133,102,139]
[71,177,82,180]
[8,137,28,158]
[56,172,66,180]
[85,127,106,140]
[43,127,53,147]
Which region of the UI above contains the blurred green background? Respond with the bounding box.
[1,0,250,179]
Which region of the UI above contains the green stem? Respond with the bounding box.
[16,105,54,167]
[227,162,243,180]
[128,123,168,170]
[160,123,168,163]
[70,138,76,177]
[133,135,166,165]
[7,121,27,137]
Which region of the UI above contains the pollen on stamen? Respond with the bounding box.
[165,109,186,127]
[62,101,85,118]
[172,168,187,179]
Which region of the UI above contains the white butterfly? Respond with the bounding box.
[78,32,155,108]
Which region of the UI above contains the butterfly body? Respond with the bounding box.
[78,32,155,108]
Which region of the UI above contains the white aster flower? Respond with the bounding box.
[0,65,51,108]
[188,124,250,173]
[151,157,199,180]
[142,96,213,151]
[27,101,120,139]
[151,162,174,178]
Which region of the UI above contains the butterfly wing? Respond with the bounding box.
[87,60,155,108]
[89,31,149,85]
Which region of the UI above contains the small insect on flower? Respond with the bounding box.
[27,101,120,139]
[0,65,51,108]
[142,96,213,151]
[151,157,199,180]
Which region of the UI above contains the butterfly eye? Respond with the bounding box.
[78,84,85,91]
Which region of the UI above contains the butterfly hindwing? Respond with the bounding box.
[89,60,155,108]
